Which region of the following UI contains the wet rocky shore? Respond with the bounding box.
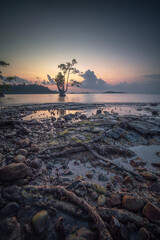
[0,102,160,240]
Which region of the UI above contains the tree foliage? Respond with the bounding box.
[53,59,81,96]
[0,60,15,97]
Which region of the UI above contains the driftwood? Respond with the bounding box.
[25,185,113,240]
[81,143,143,181]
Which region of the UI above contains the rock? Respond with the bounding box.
[0,163,30,181]
[66,227,95,240]
[98,173,108,181]
[110,216,120,235]
[17,127,30,135]
[96,109,102,114]
[152,110,158,116]
[123,176,133,185]
[139,227,150,240]
[0,153,4,161]
[149,181,160,193]
[151,162,160,168]
[18,138,30,147]
[32,210,49,236]
[86,171,93,179]
[0,217,21,240]
[14,155,26,163]
[142,202,160,224]
[122,195,144,211]
[0,202,20,220]
[140,171,158,181]
[30,144,39,152]
[90,191,98,201]
[79,114,87,119]
[106,194,121,207]
[127,222,137,232]
[119,224,130,240]
[97,195,106,206]
[30,158,42,169]
[17,149,28,157]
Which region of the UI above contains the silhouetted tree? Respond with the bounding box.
[0,60,15,97]
[54,59,80,96]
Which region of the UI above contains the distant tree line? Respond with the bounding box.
[5,84,58,94]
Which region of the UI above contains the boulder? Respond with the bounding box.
[32,210,49,236]
[142,202,160,224]
[122,195,144,211]
[0,163,30,181]
[30,144,39,152]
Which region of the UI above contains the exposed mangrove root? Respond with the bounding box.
[24,185,113,240]
[81,143,143,181]
[40,146,85,159]
[99,208,160,237]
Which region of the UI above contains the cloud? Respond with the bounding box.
[4,76,32,84]
[80,70,160,93]
[143,74,160,79]
[47,74,55,85]
[80,70,108,89]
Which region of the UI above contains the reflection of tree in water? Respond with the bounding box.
[58,96,65,102]
[56,109,67,116]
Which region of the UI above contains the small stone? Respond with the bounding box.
[151,162,160,168]
[79,114,87,119]
[86,171,93,179]
[90,191,98,201]
[30,158,42,169]
[97,195,106,206]
[14,154,26,163]
[30,144,39,152]
[127,222,137,232]
[110,216,120,235]
[32,210,49,235]
[122,195,144,211]
[17,127,30,135]
[0,163,30,181]
[18,138,30,147]
[66,227,95,240]
[0,217,21,240]
[139,227,150,240]
[142,202,160,224]
[96,109,102,114]
[123,176,133,185]
[119,224,130,240]
[140,171,158,181]
[149,181,160,193]
[17,149,28,156]
[106,194,121,207]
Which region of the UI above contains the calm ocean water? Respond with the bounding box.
[0,94,160,106]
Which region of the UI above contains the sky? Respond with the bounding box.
[1,0,160,93]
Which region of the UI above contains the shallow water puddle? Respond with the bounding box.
[129,145,160,173]
[23,109,81,120]
[23,105,153,120]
